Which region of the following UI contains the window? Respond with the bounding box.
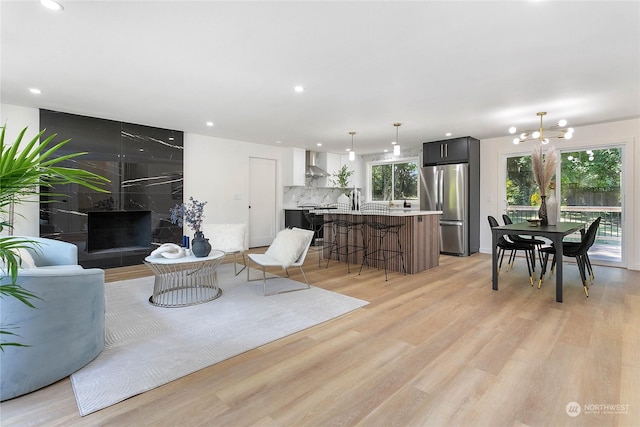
[370,160,419,201]
[504,147,623,263]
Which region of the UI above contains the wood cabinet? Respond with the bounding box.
[283,147,306,186]
[423,136,479,166]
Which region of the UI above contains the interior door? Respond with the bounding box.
[248,157,277,247]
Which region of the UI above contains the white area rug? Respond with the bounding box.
[70,265,368,416]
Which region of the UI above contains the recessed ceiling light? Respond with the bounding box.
[275,140,282,144]
[29,88,42,95]
[294,86,304,93]
[206,121,214,127]
[39,0,64,11]
[316,143,322,147]
[445,132,452,137]
[383,149,389,153]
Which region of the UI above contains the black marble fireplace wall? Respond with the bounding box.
[87,210,152,252]
[39,109,184,268]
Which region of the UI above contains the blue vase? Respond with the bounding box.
[191,231,211,257]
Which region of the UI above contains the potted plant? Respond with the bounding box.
[0,125,110,349]
[331,164,354,195]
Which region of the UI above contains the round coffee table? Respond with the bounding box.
[144,250,225,307]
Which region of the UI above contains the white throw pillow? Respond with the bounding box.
[265,229,309,268]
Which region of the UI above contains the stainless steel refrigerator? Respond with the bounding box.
[420,163,469,256]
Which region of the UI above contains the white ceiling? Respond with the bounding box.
[2,1,639,155]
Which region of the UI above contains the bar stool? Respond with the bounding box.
[303,209,332,267]
[325,203,364,273]
[358,203,406,281]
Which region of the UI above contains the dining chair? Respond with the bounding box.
[502,214,546,267]
[488,215,536,285]
[538,216,601,296]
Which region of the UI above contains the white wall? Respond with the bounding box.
[479,118,640,271]
[0,104,42,237]
[183,132,285,241]
[4,103,639,269]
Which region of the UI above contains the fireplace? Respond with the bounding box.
[87,210,152,252]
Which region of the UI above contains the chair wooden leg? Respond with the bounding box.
[538,251,551,288]
[576,255,589,297]
[507,250,515,271]
[523,249,533,286]
[585,254,595,283]
[549,254,557,276]
[497,248,506,275]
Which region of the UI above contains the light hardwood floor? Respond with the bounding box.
[1,252,639,426]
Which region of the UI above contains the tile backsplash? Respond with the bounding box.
[284,186,350,208]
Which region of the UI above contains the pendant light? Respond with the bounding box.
[392,123,401,156]
[348,131,356,161]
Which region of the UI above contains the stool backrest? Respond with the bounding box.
[360,203,389,215]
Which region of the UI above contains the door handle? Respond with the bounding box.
[438,169,444,210]
[445,143,448,157]
[440,144,443,158]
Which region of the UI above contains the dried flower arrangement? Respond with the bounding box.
[170,197,207,233]
[531,145,557,197]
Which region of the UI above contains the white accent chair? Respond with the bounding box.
[247,227,314,296]
[201,223,247,276]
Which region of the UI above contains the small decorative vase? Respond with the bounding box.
[337,193,350,207]
[538,195,548,226]
[191,231,211,257]
[546,189,558,226]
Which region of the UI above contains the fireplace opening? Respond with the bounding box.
[87,210,152,253]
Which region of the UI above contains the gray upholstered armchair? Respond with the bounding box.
[0,237,105,401]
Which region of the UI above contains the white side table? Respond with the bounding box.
[144,250,225,307]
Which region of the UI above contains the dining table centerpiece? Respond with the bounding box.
[531,145,557,225]
[170,197,211,257]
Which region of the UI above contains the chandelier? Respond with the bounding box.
[508,112,574,145]
[392,123,401,156]
[348,131,356,161]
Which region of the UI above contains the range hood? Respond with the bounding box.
[305,151,329,178]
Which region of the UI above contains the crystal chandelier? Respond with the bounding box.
[509,112,574,145]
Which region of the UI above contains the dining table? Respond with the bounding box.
[491,221,585,302]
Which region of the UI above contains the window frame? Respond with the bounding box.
[367,156,420,202]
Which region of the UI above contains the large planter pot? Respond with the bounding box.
[0,268,105,401]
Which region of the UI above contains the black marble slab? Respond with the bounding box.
[39,109,184,268]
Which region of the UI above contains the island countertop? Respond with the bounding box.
[317,209,441,274]
[311,209,442,216]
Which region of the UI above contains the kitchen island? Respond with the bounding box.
[314,209,442,274]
